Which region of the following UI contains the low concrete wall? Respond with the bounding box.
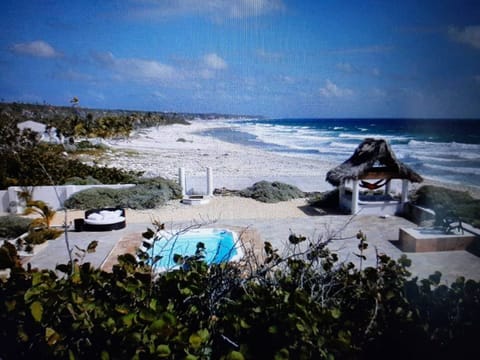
[403,203,436,225]
[2,184,135,214]
[399,227,475,252]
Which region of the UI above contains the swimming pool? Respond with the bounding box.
[143,228,242,271]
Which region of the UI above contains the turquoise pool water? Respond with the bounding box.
[147,228,240,270]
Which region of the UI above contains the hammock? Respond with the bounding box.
[360,178,389,190]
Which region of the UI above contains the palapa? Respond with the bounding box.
[325,138,423,187]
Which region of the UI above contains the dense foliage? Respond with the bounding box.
[308,189,340,212]
[0,215,32,239]
[1,230,479,359]
[412,185,480,227]
[0,114,141,189]
[64,177,182,209]
[239,181,305,203]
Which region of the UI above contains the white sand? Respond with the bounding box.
[96,119,480,198]
[101,120,338,193]
[54,197,311,227]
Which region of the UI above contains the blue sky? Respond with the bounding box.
[1,0,479,118]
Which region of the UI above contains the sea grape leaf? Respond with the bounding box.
[30,301,43,322]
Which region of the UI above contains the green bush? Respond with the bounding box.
[308,189,339,210]
[0,115,141,189]
[63,176,103,185]
[1,231,479,359]
[239,181,305,203]
[64,177,182,209]
[1,142,141,189]
[0,215,32,239]
[412,185,480,227]
[23,228,62,245]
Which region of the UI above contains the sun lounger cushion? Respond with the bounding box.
[85,210,125,225]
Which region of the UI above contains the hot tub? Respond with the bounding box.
[398,227,475,252]
[142,228,242,271]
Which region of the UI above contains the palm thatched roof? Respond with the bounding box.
[326,138,423,187]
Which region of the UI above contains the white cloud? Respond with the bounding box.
[448,25,480,49]
[11,40,61,58]
[319,80,353,98]
[92,51,230,85]
[93,52,178,82]
[129,0,285,20]
[203,53,227,70]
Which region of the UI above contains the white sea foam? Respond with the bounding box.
[207,118,480,187]
[423,163,480,176]
[338,133,411,142]
[408,140,480,160]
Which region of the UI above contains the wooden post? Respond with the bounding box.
[351,180,359,214]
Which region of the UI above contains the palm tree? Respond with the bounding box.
[24,200,56,229]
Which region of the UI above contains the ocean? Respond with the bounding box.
[198,118,480,188]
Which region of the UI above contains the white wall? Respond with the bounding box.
[2,184,135,214]
[0,190,9,214]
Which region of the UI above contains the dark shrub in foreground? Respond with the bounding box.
[1,231,479,359]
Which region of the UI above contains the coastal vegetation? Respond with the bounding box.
[412,185,480,228]
[239,181,305,203]
[1,229,479,359]
[0,215,32,239]
[0,112,141,189]
[64,177,182,210]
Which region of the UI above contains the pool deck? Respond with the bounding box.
[21,210,480,285]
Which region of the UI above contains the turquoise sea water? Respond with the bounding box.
[199,118,480,188]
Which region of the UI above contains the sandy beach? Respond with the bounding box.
[101,120,338,193]
[95,120,480,198]
[98,119,480,198]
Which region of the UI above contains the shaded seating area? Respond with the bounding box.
[75,208,126,231]
[326,138,423,215]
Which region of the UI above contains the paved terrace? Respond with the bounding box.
[23,208,480,285]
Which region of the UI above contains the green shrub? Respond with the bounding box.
[1,142,141,189]
[308,189,339,209]
[412,185,480,227]
[63,176,103,185]
[1,231,479,359]
[239,181,305,203]
[0,215,32,239]
[64,177,182,209]
[23,228,62,246]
